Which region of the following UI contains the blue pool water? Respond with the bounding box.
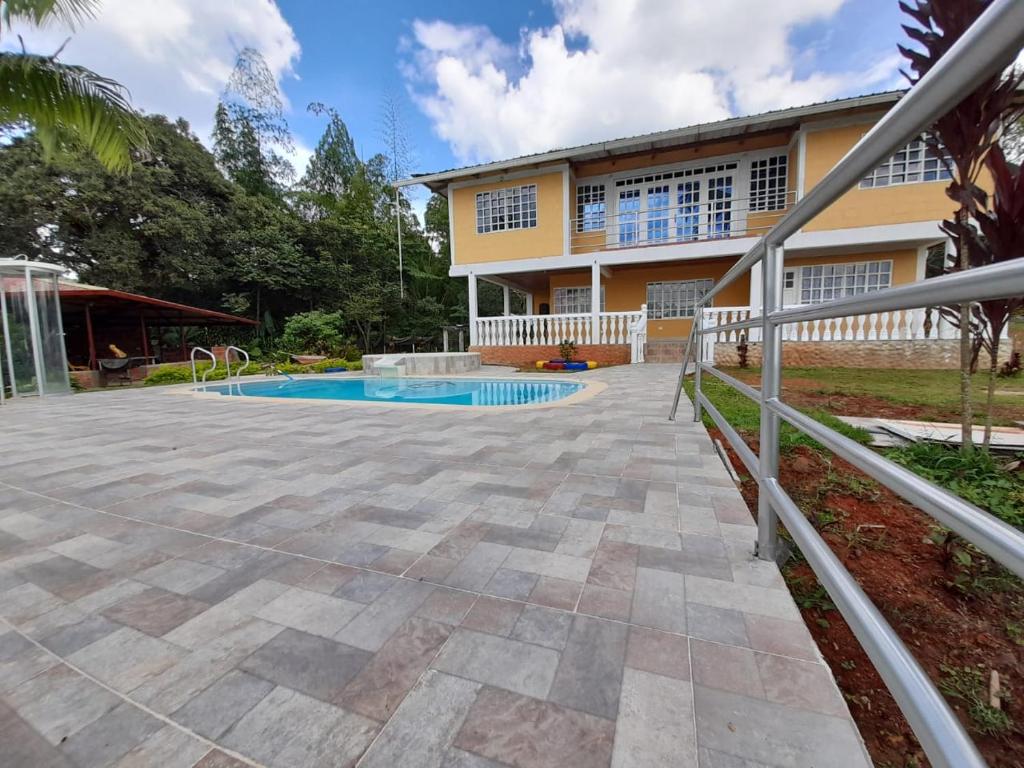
[200,377,583,406]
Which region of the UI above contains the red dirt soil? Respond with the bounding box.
[709,430,1024,768]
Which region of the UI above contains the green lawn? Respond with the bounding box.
[713,366,1024,422]
[683,376,871,453]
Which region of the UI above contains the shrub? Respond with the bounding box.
[558,339,577,362]
[143,364,222,386]
[886,442,1024,529]
[280,311,345,356]
[310,358,362,372]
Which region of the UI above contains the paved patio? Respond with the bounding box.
[0,365,870,768]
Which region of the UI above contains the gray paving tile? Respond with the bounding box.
[360,670,481,768]
[135,558,226,595]
[68,626,185,692]
[111,725,210,768]
[60,701,163,767]
[0,699,76,768]
[6,664,119,745]
[693,685,871,768]
[510,604,572,651]
[630,567,686,633]
[333,570,398,603]
[612,668,697,768]
[335,579,434,652]
[432,629,560,699]
[240,628,372,703]
[172,669,274,739]
[39,614,122,656]
[256,586,364,638]
[549,615,628,720]
[222,685,378,768]
[483,568,539,600]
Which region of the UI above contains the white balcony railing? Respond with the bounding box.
[475,309,648,363]
[700,304,1004,360]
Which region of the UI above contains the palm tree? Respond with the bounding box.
[0,0,147,172]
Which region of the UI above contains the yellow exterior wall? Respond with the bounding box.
[802,123,954,231]
[537,260,751,340]
[451,171,564,265]
[784,248,920,286]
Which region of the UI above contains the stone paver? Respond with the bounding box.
[0,365,870,767]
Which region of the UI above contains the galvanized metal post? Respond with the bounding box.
[692,309,703,423]
[757,242,783,560]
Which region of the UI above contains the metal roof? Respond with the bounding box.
[398,90,903,192]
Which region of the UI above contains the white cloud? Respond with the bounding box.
[3,0,305,171]
[405,0,899,165]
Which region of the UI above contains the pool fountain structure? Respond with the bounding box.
[0,260,71,402]
[362,352,481,377]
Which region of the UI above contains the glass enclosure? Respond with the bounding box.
[0,260,70,400]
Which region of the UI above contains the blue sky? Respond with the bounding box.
[5,0,911,189]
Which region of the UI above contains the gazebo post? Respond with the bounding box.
[139,312,150,359]
[179,313,186,361]
[85,303,97,370]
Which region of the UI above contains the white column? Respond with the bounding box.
[468,272,479,346]
[525,292,534,315]
[748,262,763,313]
[591,261,601,344]
[502,285,511,316]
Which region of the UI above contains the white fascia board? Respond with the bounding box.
[447,221,945,278]
[399,92,902,190]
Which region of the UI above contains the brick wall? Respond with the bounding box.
[712,340,1010,369]
[644,338,1012,369]
[471,344,631,367]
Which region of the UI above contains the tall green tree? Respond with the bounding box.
[300,102,359,201]
[212,48,293,198]
[0,0,147,172]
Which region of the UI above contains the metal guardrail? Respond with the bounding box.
[667,2,1024,766]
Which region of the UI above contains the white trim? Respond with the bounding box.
[448,163,570,191]
[591,261,601,341]
[448,220,945,278]
[796,130,807,201]
[793,258,894,305]
[397,93,901,189]
[563,169,571,256]
[799,112,885,134]
[447,183,456,265]
[502,285,511,316]
[467,272,479,345]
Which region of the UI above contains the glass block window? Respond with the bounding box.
[646,279,714,319]
[553,286,606,314]
[576,184,606,232]
[475,184,537,233]
[859,139,952,188]
[798,261,892,304]
[647,185,670,242]
[676,180,701,240]
[748,155,788,211]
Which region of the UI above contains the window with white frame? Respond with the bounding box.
[576,184,606,232]
[475,184,537,234]
[676,180,701,240]
[798,261,892,304]
[646,279,714,319]
[748,155,788,211]
[553,286,606,314]
[647,185,670,241]
[859,138,952,188]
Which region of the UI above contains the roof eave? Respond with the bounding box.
[397,90,903,191]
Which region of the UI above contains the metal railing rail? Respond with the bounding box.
[190,347,217,389]
[224,346,250,396]
[666,2,1024,766]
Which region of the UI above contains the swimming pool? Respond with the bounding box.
[198,377,584,406]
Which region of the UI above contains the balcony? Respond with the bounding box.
[569,190,796,256]
[473,309,649,363]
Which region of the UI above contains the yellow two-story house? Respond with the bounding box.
[400,90,981,368]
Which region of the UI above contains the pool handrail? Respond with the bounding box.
[190,347,217,389]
